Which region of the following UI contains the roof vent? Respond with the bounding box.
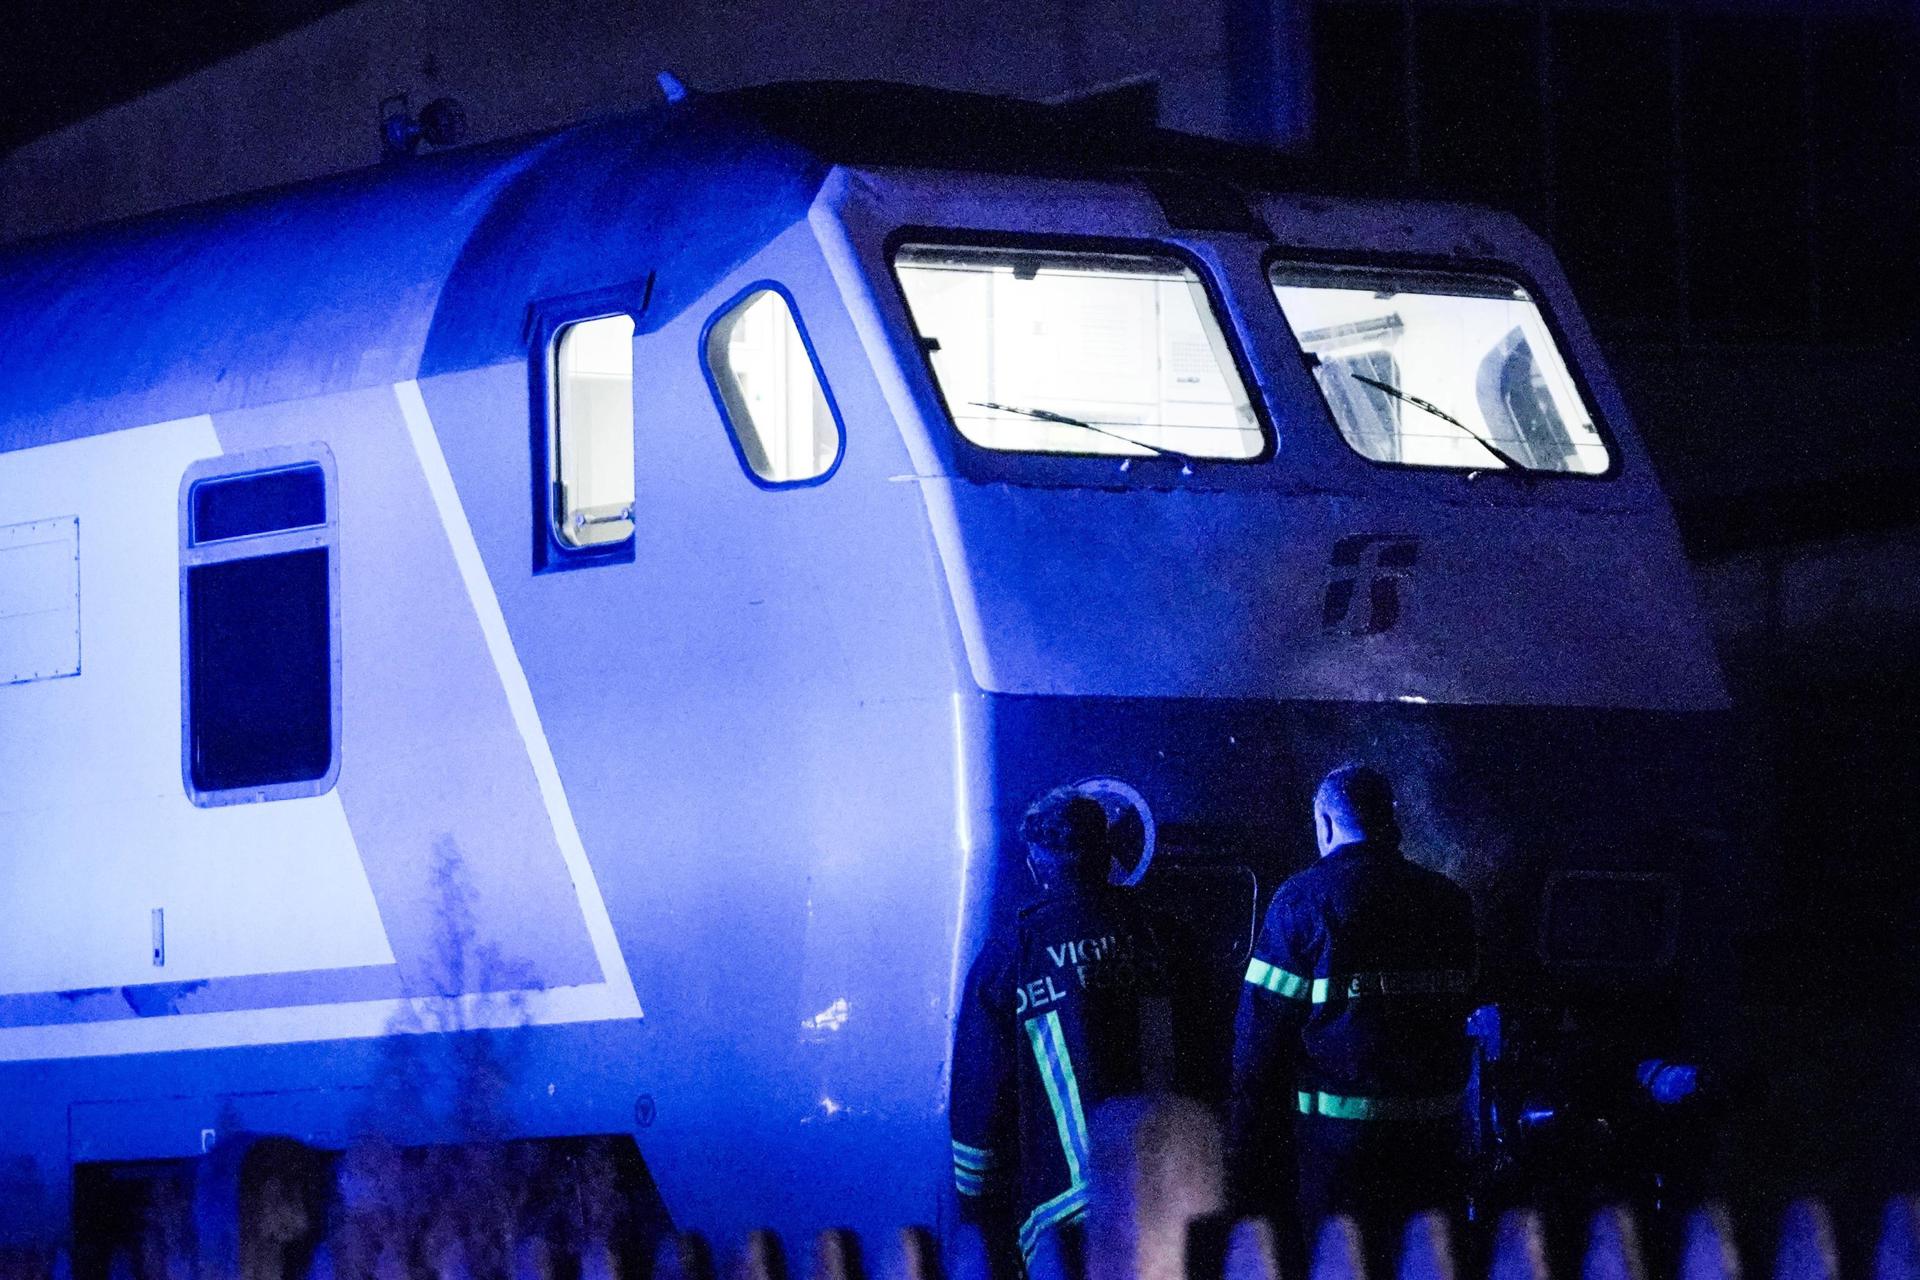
[380,93,469,160]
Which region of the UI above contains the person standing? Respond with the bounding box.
[1228,765,1476,1241]
[950,787,1172,1280]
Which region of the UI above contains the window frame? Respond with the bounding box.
[1263,248,1624,482]
[698,280,848,491]
[178,444,343,808]
[885,228,1279,478]
[528,282,650,573]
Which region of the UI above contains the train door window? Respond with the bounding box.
[703,286,843,486]
[1269,262,1611,475]
[893,243,1265,460]
[551,313,636,548]
[179,448,340,806]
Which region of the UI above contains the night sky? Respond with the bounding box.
[0,0,356,153]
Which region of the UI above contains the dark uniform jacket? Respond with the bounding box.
[1229,841,1476,1200]
[949,885,1170,1263]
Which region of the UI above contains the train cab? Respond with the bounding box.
[0,80,1753,1257]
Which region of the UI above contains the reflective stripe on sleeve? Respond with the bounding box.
[952,1139,1000,1171]
[1244,957,1312,1000]
[1294,1090,1463,1122]
[953,1140,1003,1196]
[1309,970,1469,1004]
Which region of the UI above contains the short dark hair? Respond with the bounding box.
[1316,764,1396,831]
[1021,789,1109,879]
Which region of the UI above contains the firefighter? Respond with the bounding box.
[950,787,1172,1280]
[1228,765,1476,1242]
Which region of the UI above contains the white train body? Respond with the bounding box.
[0,83,1737,1248]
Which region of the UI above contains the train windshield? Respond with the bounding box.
[893,244,1265,459]
[1270,262,1611,475]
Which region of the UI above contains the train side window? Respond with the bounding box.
[179,449,340,806]
[1269,261,1612,475]
[703,286,844,486]
[551,313,636,548]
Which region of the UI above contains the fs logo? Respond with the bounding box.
[1321,534,1420,636]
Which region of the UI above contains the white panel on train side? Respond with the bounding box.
[0,419,395,998]
[391,380,640,1029]
[0,389,640,1061]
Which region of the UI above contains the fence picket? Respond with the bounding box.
[1398,1212,1453,1280]
[513,1237,553,1280]
[1310,1216,1367,1280]
[1877,1196,1920,1280]
[1583,1207,1647,1280]
[429,1241,473,1280]
[812,1229,864,1280]
[1775,1201,1839,1280]
[1088,1096,1227,1280]
[1679,1204,1741,1280]
[895,1227,944,1280]
[373,1243,411,1280]
[1223,1217,1283,1280]
[580,1233,619,1280]
[1488,1210,1550,1280]
[735,1230,790,1280]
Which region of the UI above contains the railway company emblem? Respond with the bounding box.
[1322,534,1421,636]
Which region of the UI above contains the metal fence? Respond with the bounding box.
[640,1097,1919,1280]
[638,1200,1920,1280]
[19,1096,1918,1280]
[648,1197,1920,1280]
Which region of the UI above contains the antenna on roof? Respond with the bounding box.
[656,71,691,105]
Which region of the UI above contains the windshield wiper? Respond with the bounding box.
[1348,374,1534,474]
[969,402,1195,471]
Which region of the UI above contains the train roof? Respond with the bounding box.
[0,80,1323,451]
[723,79,1314,184]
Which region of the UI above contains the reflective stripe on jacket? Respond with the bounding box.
[1232,842,1476,1119]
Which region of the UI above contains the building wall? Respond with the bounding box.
[1694,526,1920,1194]
[0,0,1312,244]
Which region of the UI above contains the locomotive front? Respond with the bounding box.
[816,162,1751,1204]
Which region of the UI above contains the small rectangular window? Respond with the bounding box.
[191,464,326,543]
[181,451,339,805]
[1270,262,1611,475]
[704,287,842,486]
[893,244,1265,460]
[551,313,636,548]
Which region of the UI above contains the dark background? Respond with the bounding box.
[1,0,1915,1204]
[0,0,353,154]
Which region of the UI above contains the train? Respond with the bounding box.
[0,79,1755,1264]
